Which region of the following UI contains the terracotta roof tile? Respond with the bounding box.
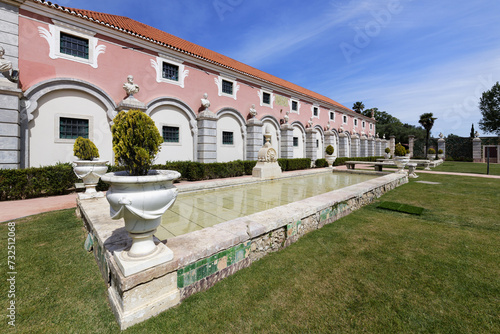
[34,1,354,113]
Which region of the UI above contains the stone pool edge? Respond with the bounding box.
[77,170,407,330]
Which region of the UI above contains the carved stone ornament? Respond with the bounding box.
[249,104,257,118]
[201,93,210,110]
[123,75,139,97]
[308,117,313,128]
[257,126,277,162]
[474,131,480,138]
[0,46,13,73]
[439,132,444,139]
[284,110,289,124]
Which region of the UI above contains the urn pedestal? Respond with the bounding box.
[72,160,108,199]
[101,170,181,277]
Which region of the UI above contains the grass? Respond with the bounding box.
[376,201,424,215]
[432,161,500,175]
[1,173,499,333]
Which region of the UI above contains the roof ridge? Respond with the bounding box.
[32,0,357,114]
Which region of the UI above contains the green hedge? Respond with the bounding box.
[0,163,78,201]
[314,158,328,168]
[333,156,384,166]
[2,159,314,201]
[277,158,311,171]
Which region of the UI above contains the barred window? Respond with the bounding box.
[60,117,88,139]
[316,139,319,148]
[162,62,179,81]
[222,80,233,95]
[222,131,233,145]
[292,101,298,111]
[313,107,318,117]
[263,92,271,105]
[330,112,334,120]
[343,115,348,124]
[293,137,299,147]
[60,32,89,59]
[162,126,179,143]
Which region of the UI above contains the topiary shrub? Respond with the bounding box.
[111,109,163,176]
[438,149,443,154]
[325,145,334,155]
[394,143,406,156]
[315,158,328,168]
[385,147,391,154]
[73,137,99,160]
[428,148,436,154]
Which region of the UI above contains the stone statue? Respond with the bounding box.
[201,93,211,110]
[308,117,313,128]
[474,131,480,138]
[284,110,289,124]
[383,134,386,139]
[249,104,257,118]
[439,132,444,139]
[0,46,13,73]
[123,75,139,97]
[376,132,379,138]
[339,125,344,133]
[326,121,331,130]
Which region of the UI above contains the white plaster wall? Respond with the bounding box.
[217,115,243,162]
[150,105,194,163]
[292,126,304,158]
[29,90,113,167]
[316,129,324,159]
[262,120,279,155]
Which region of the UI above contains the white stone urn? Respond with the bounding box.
[72,160,108,198]
[428,154,436,161]
[437,154,444,160]
[325,154,336,168]
[101,169,181,276]
[393,156,410,173]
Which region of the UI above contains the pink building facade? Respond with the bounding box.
[0,0,386,169]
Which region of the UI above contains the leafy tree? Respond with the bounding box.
[478,81,500,135]
[352,101,365,113]
[419,113,437,158]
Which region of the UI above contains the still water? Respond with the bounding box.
[158,172,375,239]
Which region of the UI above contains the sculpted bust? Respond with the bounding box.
[123,75,139,97]
[201,93,210,110]
[249,104,257,118]
[0,46,13,73]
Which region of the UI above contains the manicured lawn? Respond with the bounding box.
[432,161,500,175]
[1,173,499,333]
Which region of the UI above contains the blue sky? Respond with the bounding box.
[58,0,500,137]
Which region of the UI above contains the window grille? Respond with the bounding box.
[60,32,89,59]
[59,117,89,139]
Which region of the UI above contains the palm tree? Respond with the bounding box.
[352,101,365,114]
[418,112,437,158]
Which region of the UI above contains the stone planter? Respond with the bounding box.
[101,169,181,276]
[393,156,410,173]
[325,154,336,168]
[384,153,391,159]
[72,159,108,198]
[437,154,444,160]
[428,154,436,161]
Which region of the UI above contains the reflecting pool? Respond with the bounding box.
[157,172,375,239]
